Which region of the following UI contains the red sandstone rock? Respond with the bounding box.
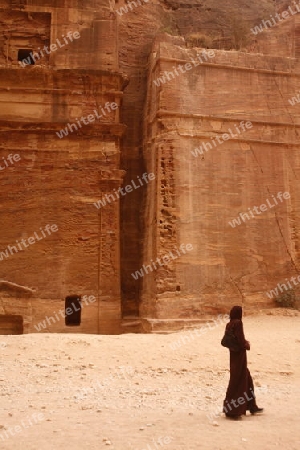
[0,0,127,334]
[1,0,299,334]
[142,31,300,328]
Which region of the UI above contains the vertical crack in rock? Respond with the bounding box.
[273,210,300,273]
[273,76,295,126]
[226,269,246,306]
[250,147,299,273]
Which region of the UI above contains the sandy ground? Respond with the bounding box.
[0,310,300,450]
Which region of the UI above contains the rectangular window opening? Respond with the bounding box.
[65,295,81,326]
[18,49,35,65]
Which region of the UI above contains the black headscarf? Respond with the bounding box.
[229,305,243,320]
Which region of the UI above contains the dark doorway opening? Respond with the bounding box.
[18,49,35,65]
[0,315,23,335]
[65,296,81,326]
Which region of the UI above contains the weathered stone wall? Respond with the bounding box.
[252,15,297,57]
[1,0,298,333]
[142,34,300,329]
[116,0,278,319]
[0,0,127,334]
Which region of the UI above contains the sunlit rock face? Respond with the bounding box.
[117,0,282,321]
[1,0,299,334]
[141,23,300,330]
[0,0,127,334]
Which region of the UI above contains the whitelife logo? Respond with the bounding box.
[207,388,256,423]
[131,244,193,280]
[115,0,150,16]
[0,153,21,171]
[94,172,155,210]
[153,50,215,87]
[56,102,118,139]
[0,413,45,442]
[34,295,96,331]
[0,224,58,261]
[134,436,173,450]
[250,1,300,35]
[288,91,300,106]
[228,192,290,228]
[266,274,300,299]
[191,121,253,158]
[19,31,81,67]
[75,366,134,400]
[169,315,229,351]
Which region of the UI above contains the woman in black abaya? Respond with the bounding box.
[223,305,263,420]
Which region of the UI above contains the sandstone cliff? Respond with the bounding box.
[117,0,299,325]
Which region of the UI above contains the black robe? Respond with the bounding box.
[223,318,258,417]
